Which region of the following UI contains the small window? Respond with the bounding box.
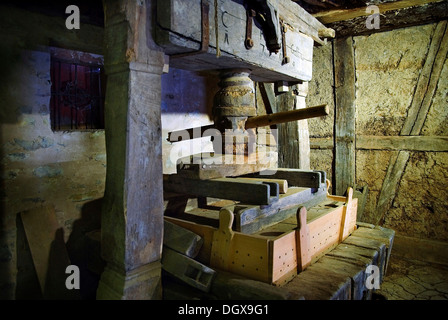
[50,50,105,131]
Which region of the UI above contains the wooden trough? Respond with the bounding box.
[165,187,358,285]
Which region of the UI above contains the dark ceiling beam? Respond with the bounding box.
[306,0,448,37]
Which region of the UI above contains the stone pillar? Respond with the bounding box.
[96,0,165,300]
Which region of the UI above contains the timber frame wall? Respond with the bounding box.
[294,20,448,265]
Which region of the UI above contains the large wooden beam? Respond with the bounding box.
[313,0,445,24]
[96,0,166,300]
[323,1,448,38]
[334,37,356,196]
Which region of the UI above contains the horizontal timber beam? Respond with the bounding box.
[310,136,448,152]
[313,0,445,24]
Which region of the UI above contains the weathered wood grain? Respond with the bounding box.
[155,0,327,82]
[164,174,277,205]
[356,135,448,152]
[334,36,356,196]
[163,220,204,258]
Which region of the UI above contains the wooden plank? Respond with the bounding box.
[278,0,334,45]
[376,150,410,225]
[401,21,448,135]
[164,216,215,265]
[326,1,448,38]
[343,235,387,283]
[249,168,325,189]
[310,137,333,149]
[210,269,297,300]
[295,84,311,170]
[234,185,327,233]
[323,243,380,300]
[334,36,356,196]
[164,174,276,205]
[156,0,321,82]
[228,233,271,283]
[353,185,369,223]
[282,262,351,300]
[163,220,204,258]
[175,152,277,180]
[296,206,311,272]
[270,231,298,285]
[312,256,366,300]
[356,135,448,152]
[411,21,448,135]
[351,226,395,275]
[162,246,216,292]
[312,0,445,24]
[210,209,235,270]
[233,177,288,194]
[307,204,343,263]
[20,205,77,299]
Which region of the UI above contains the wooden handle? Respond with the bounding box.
[245,104,329,129]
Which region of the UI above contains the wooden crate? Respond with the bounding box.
[164,187,358,285]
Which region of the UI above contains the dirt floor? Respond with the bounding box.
[377,255,448,300]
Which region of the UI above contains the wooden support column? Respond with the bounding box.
[274,83,311,170]
[334,37,356,196]
[96,0,166,300]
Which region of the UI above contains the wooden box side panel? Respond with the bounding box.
[227,233,271,283]
[307,206,344,263]
[270,231,297,285]
[342,197,358,239]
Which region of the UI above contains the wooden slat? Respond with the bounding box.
[164,174,276,205]
[210,209,235,270]
[311,135,448,152]
[164,216,215,265]
[163,220,204,258]
[401,20,448,136]
[356,135,448,152]
[334,36,356,196]
[232,177,288,194]
[249,168,325,189]
[270,231,298,285]
[351,226,395,275]
[343,236,387,283]
[296,206,311,272]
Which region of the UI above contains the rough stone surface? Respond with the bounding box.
[378,256,448,300]
[386,152,448,241]
[1,50,106,299]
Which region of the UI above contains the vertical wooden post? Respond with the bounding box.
[97,0,166,300]
[274,83,311,170]
[296,206,311,272]
[334,37,356,196]
[295,82,311,170]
